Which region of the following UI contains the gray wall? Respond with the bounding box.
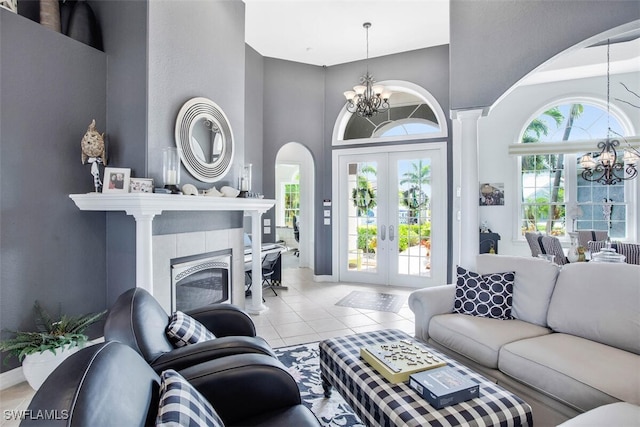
[262,58,326,256]
[145,0,247,255]
[90,0,149,305]
[94,0,248,303]
[261,46,451,276]
[450,0,640,111]
[147,0,246,189]
[0,9,107,371]
[245,45,264,197]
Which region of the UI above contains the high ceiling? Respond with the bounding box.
[244,0,450,67]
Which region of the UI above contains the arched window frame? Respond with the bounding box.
[332,80,449,146]
[510,95,638,241]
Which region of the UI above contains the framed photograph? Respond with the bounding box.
[479,183,505,206]
[103,167,131,193]
[130,178,154,193]
[0,0,18,13]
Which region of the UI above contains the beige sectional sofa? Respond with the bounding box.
[409,255,640,425]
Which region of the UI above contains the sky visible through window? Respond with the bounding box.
[380,122,439,137]
[535,104,624,141]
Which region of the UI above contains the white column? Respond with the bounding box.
[453,109,484,270]
[246,210,268,314]
[131,212,156,295]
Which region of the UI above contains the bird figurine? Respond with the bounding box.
[81,119,107,192]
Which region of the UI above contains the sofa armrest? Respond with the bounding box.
[179,353,301,425]
[408,284,455,341]
[186,303,256,337]
[150,335,276,372]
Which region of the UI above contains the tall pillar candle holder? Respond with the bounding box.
[163,147,181,194]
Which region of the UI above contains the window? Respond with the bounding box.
[282,182,300,228]
[343,95,441,140]
[517,102,635,239]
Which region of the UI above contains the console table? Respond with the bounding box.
[69,193,275,313]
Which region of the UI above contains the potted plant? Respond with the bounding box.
[0,301,106,390]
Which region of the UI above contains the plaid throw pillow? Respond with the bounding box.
[156,369,224,427]
[166,311,216,348]
[453,266,515,320]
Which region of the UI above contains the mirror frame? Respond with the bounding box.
[175,97,234,183]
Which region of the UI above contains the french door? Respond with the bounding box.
[334,143,447,288]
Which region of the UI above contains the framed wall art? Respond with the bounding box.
[479,183,504,206]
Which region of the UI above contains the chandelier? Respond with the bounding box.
[579,39,639,185]
[343,23,391,117]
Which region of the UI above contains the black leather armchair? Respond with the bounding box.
[22,341,321,427]
[104,287,276,372]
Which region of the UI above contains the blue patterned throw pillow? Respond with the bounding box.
[453,266,515,319]
[156,369,225,427]
[166,311,216,348]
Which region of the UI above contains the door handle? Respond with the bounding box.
[389,225,395,242]
[380,224,386,241]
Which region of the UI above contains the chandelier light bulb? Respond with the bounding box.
[354,85,366,95]
[600,150,615,165]
[580,154,596,169]
[344,91,356,101]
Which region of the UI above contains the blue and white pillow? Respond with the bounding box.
[156,369,224,427]
[166,311,216,348]
[453,266,515,320]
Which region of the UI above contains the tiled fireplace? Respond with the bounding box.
[152,228,245,313]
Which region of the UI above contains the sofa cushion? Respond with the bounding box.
[453,266,514,319]
[166,311,216,348]
[429,313,551,368]
[476,254,559,327]
[499,333,640,411]
[558,402,640,426]
[547,262,640,354]
[157,369,224,427]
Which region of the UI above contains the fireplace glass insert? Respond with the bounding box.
[171,249,231,312]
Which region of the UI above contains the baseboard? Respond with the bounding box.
[0,366,25,390]
[0,336,105,391]
[313,274,336,282]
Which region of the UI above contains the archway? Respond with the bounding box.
[276,142,315,269]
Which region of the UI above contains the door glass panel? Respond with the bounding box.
[396,158,431,277]
[347,161,378,272]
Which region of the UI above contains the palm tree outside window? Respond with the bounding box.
[519,102,630,239]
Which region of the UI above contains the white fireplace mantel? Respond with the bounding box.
[69,192,275,313]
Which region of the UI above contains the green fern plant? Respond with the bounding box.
[0,301,106,363]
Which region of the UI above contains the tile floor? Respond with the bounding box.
[250,252,415,348]
[0,252,416,426]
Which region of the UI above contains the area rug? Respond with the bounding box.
[275,342,364,427]
[335,291,405,313]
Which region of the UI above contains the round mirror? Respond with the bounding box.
[175,97,234,182]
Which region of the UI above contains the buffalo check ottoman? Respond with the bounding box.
[319,329,533,427]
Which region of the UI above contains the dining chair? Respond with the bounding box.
[577,230,609,248]
[616,243,640,265]
[524,232,543,257]
[540,235,569,265]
